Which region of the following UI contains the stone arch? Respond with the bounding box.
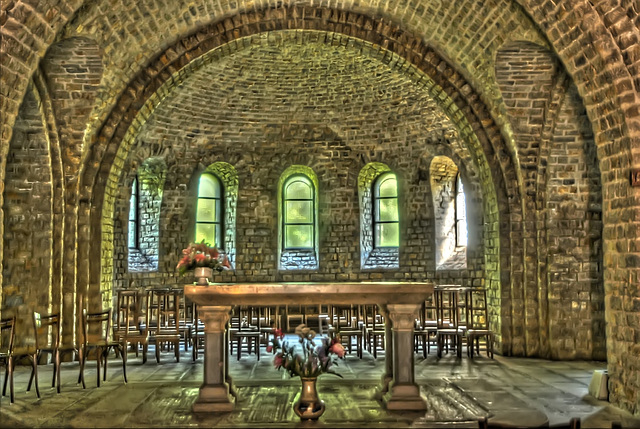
[0,0,636,415]
[495,40,605,360]
[78,9,516,353]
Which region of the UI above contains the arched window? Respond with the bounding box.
[128,176,139,249]
[430,156,467,269]
[283,175,315,250]
[196,173,223,248]
[373,172,399,248]
[455,173,467,247]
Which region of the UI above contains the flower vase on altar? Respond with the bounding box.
[268,324,346,421]
[194,266,213,285]
[293,377,325,420]
[176,241,231,284]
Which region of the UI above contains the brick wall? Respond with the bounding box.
[110,34,483,289]
[1,0,639,415]
[2,87,53,346]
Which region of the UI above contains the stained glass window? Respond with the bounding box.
[196,173,223,247]
[374,173,399,247]
[128,176,139,249]
[283,175,314,249]
[455,173,467,247]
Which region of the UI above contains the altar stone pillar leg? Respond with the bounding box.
[376,304,393,398]
[193,305,235,412]
[383,303,426,411]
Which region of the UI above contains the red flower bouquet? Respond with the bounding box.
[176,240,231,275]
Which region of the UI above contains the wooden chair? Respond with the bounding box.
[26,312,75,397]
[148,288,181,363]
[230,306,261,361]
[285,304,305,333]
[1,316,16,403]
[190,301,205,362]
[257,306,279,350]
[114,290,151,364]
[175,289,192,353]
[363,304,385,359]
[435,285,464,358]
[331,305,363,358]
[78,308,127,388]
[414,297,437,358]
[465,288,494,359]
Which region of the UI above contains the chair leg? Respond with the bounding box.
[27,353,36,392]
[175,341,180,363]
[55,349,61,394]
[102,348,109,382]
[96,348,102,387]
[2,360,9,400]
[9,357,14,403]
[121,346,128,383]
[52,352,57,389]
[78,348,86,389]
[32,352,40,398]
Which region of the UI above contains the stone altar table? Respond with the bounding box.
[184,282,434,412]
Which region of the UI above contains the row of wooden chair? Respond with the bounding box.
[414,285,494,359]
[232,290,493,362]
[0,288,196,403]
[0,306,127,403]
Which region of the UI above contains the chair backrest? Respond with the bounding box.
[333,305,361,330]
[81,308,113,344]
[32,312,61,350]
[466,288,489,330]
[364,304,384,331]
[435,285,460,329]
[0,316,16,356]
[148,288,180,334]
[116,290,145,333]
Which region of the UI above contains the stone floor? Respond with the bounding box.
[1,343,639,428]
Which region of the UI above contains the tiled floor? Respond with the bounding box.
[1,344,639,428]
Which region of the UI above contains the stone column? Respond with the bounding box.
[376,304,393,398]
[383,303,426,410]
[193,305,235,412]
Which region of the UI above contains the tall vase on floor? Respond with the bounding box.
[194,266,213,285]
[293,377,325,420]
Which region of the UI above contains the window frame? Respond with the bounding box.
[282,174,316,251]
[455,172,467,247]
[128,176,139,249]
[196,173,224,249]
[373,172,399,249]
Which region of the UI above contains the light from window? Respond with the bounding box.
[128,177,138,249]
[196,173,223,247]
[283,175,314,249]
[455,173,467,247]
[374,173,399,247]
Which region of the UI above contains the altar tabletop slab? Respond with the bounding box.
[184,282,434,306]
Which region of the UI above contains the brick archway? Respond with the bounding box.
[79,6,520,354]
